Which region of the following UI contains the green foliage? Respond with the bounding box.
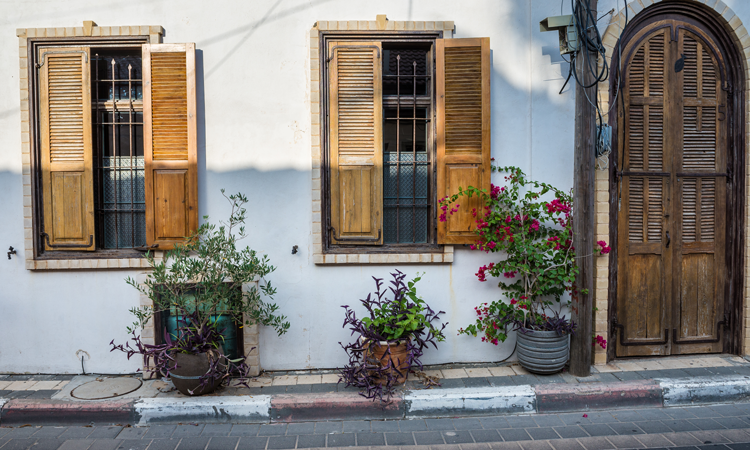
[359,273,445,342]
[441,166,578,344]
[125,190,290,353]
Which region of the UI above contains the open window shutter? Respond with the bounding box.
[39,47,95,251]
[143,43,198,250]
[328,41,383,245]
[436,38,491,245]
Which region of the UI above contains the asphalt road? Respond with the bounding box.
[3,402,750,450]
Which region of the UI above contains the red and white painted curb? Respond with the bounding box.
[1,375,748,426]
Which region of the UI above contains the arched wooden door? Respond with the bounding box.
[615,19,730,357]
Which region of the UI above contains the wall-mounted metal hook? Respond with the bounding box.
[7,246,16,260]
[291,245,299,255]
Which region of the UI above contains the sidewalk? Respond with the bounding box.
[2,355,749,426]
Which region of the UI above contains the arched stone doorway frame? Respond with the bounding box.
[595,0,748,364]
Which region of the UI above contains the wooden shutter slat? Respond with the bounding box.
[143,43,198,250]
[437,37,491,245]
[39,47,95,251]
[328,41,383,245]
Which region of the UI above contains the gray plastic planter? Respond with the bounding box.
[516,330,570,374]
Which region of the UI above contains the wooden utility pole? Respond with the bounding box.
[569,0,597,377]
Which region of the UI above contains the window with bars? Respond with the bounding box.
[382,46,432,244]
[31,40,198,258]
[323,34,491,252]
[92,50,146,249]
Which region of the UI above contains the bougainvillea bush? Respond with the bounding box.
[339,271,447,403]
[440,166,578,344]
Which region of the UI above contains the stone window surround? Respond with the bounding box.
[593,0,750,364]
[16,22,166,271]
[310,17,458,265]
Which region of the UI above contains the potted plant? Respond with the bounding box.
[111,191,290,395]
[339,271,447,402]
[441,166,579,374]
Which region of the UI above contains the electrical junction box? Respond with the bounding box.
[540,15,579,55]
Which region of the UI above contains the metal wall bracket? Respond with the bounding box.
[672,314,729,345]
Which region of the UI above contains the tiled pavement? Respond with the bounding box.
[4,403,750,449]
[2,355,749,398]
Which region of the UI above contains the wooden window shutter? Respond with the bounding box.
[328,41,383,245]
[39,47,95,251]
[436,38,491,245]
[143,43,198,250]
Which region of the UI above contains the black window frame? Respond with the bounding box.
[319,30,444,254]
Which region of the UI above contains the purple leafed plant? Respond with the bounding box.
[110,309,254,394]
[339,271,448,403]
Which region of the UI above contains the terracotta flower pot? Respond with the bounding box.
[170,352,220,396]
[366,340,411,385]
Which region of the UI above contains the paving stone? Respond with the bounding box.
[296,434,326,449]
[175,437,209,450]
[575,436,617,450]
[207,437,240,449]
[54,427,95,440]
[426,419,456,431]
[710,405,745,417]
[534,375,566,384]
[728,444,750,450]
[453,419,483,430]
[414,431,445,445]
[25,390,59,399]
[143,439,179,450]
[510,375,539,386]
[34,439,69,450]
[690,430,731,444]
[399,420,427,432]
[88,428,122,440]
[609,411,643,422]
[582,413,618,424]
[258,424,287,436]
[143,425,176,439]
[466,368,492,378]
[558,414,590,426]
[462,444,493,450]
[526,428,560,440]
[611,371,644,381]
[5,391,33,399]
[605,435,644,448]
[230,425,260,437]
[662,432,705,446]
[534,416,565,428]
[442,431,474,444]
[172,425,205,438]
[665,409,699,420]
[594,374,620,384]
[314,422,343,434]
[665,421,702,433]
[310,383,338,393]
[237,436,269,450]
[518,441,553,450]
[553,427,588,439]
[58,439,96,450]
[580,425,616,437]
[549,439,586,450]
[688,419,726,431]
[713,418,750,430]
[370,421,401,433]
[634,433,673,448]
[438,378,467,389]
[718,430,750,442]
[499,429,533,442]
[284,384,312,394]
[488,377,516,387]
[506,416,538,429]
[356,433,385,446]
[470,430,502,443]
[115,439,150,450]
[32,427,67,438]
[607,423,644,435]
[287,423,315,435]
[489,442,523,450]
[688,407,722,419]
[385,432,416,445]
[267,435,297,449]
[464,378,491,388]
[706,367,740,376]
[481,417,511,429]
[632,409,671,421]
[327,433,355,447]
[633,421,672,434]
[1,438,39,450]
[256,386,287,395]
[115,428,147,440]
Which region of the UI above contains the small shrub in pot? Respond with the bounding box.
[339,271,447,403]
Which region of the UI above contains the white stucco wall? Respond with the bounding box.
[2,0,745,374]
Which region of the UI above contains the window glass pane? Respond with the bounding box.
[383,48,429,96]
[92,50,143,101]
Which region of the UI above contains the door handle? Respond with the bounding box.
[666,231,670,248]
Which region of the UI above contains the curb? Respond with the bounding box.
[1,375,749,426]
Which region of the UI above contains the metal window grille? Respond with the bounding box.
[92,51,146,249]
[382,47,432,244]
